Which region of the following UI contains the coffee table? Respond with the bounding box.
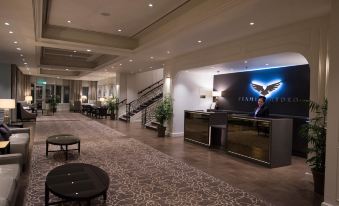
[45,163,109,205]
[46,134,80,160]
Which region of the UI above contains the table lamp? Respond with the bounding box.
[25,95,33,104]
[81,95,87,103]
[0,99,16,124]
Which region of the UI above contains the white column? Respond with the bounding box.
[323,1,339,205]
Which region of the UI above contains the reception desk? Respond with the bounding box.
[184,111,293,167]
[184,110,228,146]
[227,115,292,167]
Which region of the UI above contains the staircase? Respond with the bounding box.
[142,99,163,130]
[119,80,163,122]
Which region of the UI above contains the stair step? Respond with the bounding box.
[151,121,160,126]
[145,124,157,131]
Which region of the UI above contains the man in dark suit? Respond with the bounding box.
[253,96,269,117]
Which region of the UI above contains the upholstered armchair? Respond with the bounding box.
[17,102,37,122]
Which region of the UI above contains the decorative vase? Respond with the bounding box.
[157,125,166,137]
[312,169,325,195]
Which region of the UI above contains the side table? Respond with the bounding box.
[0,141,10,154]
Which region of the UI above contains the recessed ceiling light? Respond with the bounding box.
[129,59,133,62]
[149,66,153,69]
[16,48,21,51]
[26,68,30,70]
[86,49,91,52]
[117,29,122,32]
[13,41,18,44]
[65,68,69,71]
[148,3,153,7]
[24,62,27,65]
[57,76,60,79]
[119,63,122,66]
[4,22,10,26]
[9,31,13,34]
[244,60,248,64]
[20,54,23,57]
[73,50,77,53]
[166,51,170,54]
[150,56,154,59]
[265,63,269,66]
[67,20,72,23]
[197,40,202,43]
[250,22,255,26]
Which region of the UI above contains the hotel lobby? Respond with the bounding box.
[1,0,339,205]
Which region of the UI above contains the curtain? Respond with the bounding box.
[70,80,82,104]
[89,81,97,101]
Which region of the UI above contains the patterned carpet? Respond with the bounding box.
[24,112,270,205]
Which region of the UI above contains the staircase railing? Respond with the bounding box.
[125,83,163,122]
[138,79,164,95]
[142,99,162,126]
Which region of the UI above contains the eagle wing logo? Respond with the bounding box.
[251,81,281,96]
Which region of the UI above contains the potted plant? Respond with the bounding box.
[106,96,118,120]
[155,96,173,137]
[48,95,60,114]
[299,99,327,194]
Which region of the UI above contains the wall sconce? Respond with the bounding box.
[25,95,33,104]
[212,91,221,97]
[0,99,16,124]
[212,91,221,103]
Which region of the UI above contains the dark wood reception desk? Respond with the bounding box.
[227,115,293,167]
[184,110,228,146]
[184,111,293,168]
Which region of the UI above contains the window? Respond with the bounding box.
[45,84,55,103]
[64,86,70,103]
[56,85,62,103]
[82,87,89,103]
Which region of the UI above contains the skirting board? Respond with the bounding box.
[170,132,184,137]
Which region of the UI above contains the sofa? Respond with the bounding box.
[0,125,30,206]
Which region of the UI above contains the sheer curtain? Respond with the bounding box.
[70,80,82,104]
[89,81,97,101]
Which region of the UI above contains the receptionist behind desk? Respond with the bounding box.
[253,96,269,117]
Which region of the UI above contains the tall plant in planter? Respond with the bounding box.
[299,99,327,194]
[155,96,173,137]
[48,95,60,114]
[107,96,118,120]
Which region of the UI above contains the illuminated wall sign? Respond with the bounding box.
[213,64,310,117]
[250,80,282,98]
[37,79,47,85]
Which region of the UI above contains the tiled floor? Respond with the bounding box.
[18,117,323,206]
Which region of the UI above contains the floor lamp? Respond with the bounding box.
[0,99,16,124]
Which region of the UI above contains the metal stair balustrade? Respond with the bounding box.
[137,79,164,96]
[124,83,163,122]
[142,99,162,129]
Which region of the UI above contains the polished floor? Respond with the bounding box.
[18,115,323,206]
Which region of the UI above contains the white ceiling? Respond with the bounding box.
[0,0,331,81]
[48,0,188,37]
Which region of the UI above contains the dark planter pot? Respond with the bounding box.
[52,107,57,113]
[312,169,325,195]
[157,125,166,137]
